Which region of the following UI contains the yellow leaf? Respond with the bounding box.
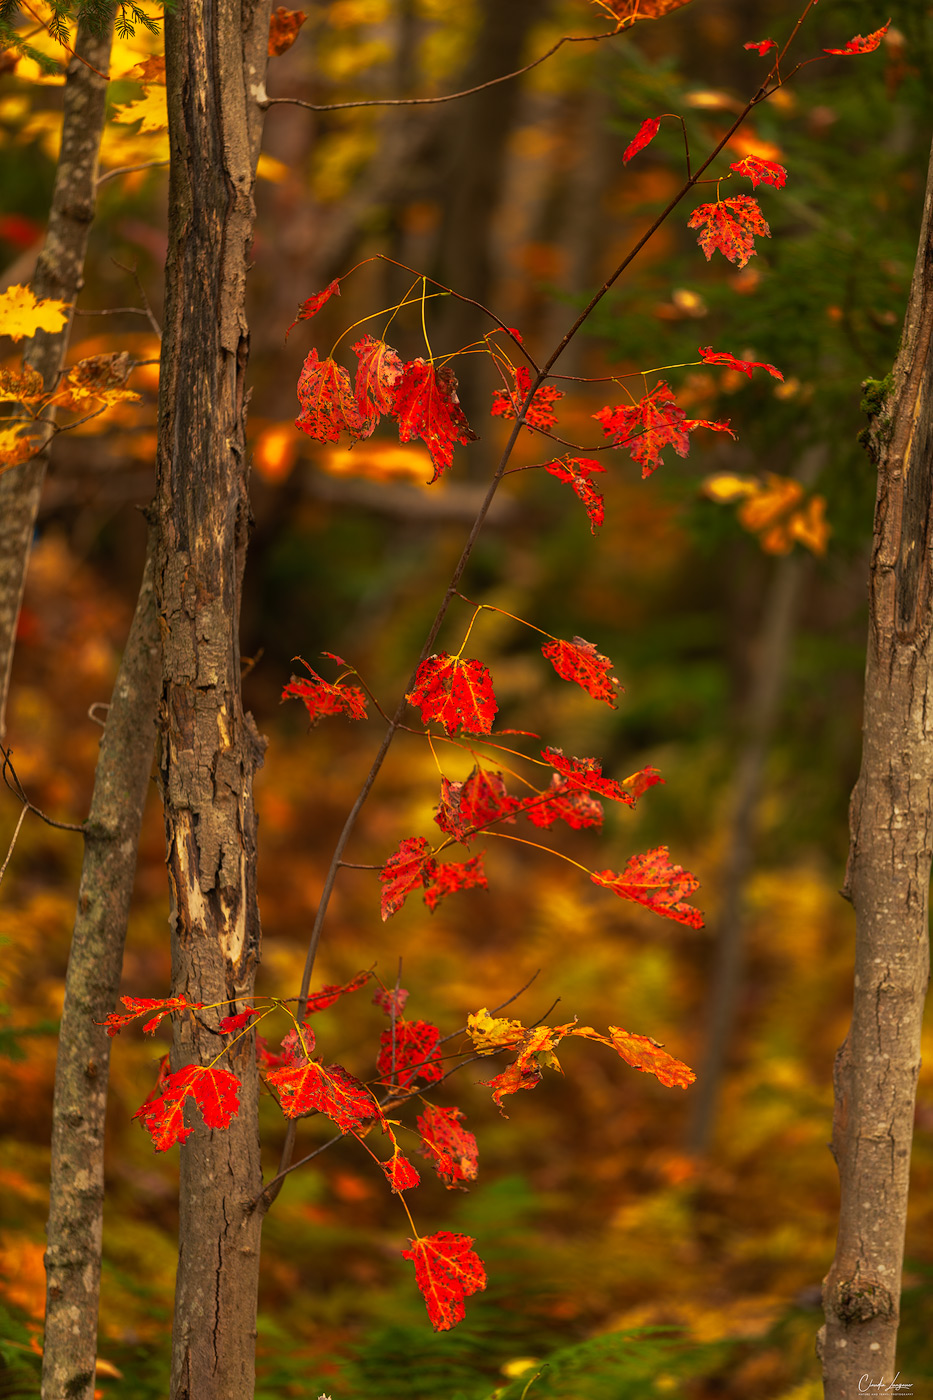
[111,86,167,133]
[0,425,41,472]
[701,472,759,504]
[0,284,70,341]
[0,366,45,404]
[257,152,290,183]
[466,1007,526,1055]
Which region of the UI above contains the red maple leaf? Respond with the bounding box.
[621,766,664,802]
[100,993,204,1037]
[687,196,771,268]
[380,836,433,919]
[542,747,631,804]
[490,365,563,432]
[544,457,605,532]
[682,416,736,442]
[377,1018,443,1089]
[407,653,498,735]
[266,1059,382,1132]
[381,1149,421,1193]
[623,115,661,163]
[606,1026,696,1088]
[417,1103,478,1189]
[393,359,477,481]
[353,334,403,437]
[728,156,787,191]
[218,1006,262,1034]
[402,1232,486,1331]
[594,381,689,476]
[520,774,604,831]
[373,985,410,1017]
[422,854,487,913]
[304,969,371,1014]
[541,635,620,708]
[133,1064,241,1152]
[281,657,367,724]
[591,846,704,928]
[744,38,777,55]
[285,278,339,337]
[595,0,695,22]
[823,21,890,55]
[698,345,783,381]
[434,767,518,843]
[295,349,365,443]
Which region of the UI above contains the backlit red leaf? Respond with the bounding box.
[402,1232,486,1331]
[728,156,787,191]
[268,6,307,57]
[823,21,890,55]
[422,854,487,913]
[417,1103,479,1189]
[133,1064,241,1152]
[373,985,410,1017]
[594,381,689,476]
[381,1149,421,1192]
[621,766,664,802]
[591,845,704,928]
[623,115,661,163]
[282,658,368,724]
[278,1020,316,1063]
[380,836,433,919]
[266,1059,381,1132]
[544,457,605,532]
[698,345,783,381]
[744,38,777,55]
[520,774,604,831]
[607,1026,697,1088]
[595,0,695,22]
[353,334,403,437]
[542,748,630,804]
[295,349,365,443]
[434,767,518,843]
[481,1058,543,1114]
[377,1019,443,1089]
[218,1006,262,1034]
[541,635,620,708]
[393,359,477,481]
[687,196,771,268]
[304,969,371,1014]
[100,993,204,1037]
[286,279,340,337]
[490,365,563,432]
[407,653,498,735]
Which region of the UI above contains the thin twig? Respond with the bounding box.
[110,258,162,339]
[261,26,621,114]
[1,746,85,834]
[0,805,28,887]
[96,158,169,186]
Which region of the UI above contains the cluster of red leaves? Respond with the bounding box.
[594,381,734,477]
[466,1006,695,1116]
[490,364,563,432]
[292,311,477,480]
[281,654,368,725]
[379,835,487,920]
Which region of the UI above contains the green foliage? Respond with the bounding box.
[0,1303,40,1398]
[0,0,170,70]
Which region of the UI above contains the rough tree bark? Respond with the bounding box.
[0,13,114,736]
[41,535,160,1400]
[819,137,933,1397]
[156,4,271,1397]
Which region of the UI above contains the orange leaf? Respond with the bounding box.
[541,635,620,708]
[823,21,890,55]
[269,6,307,56]
[591,846,704,927]
[393,359,477,482]
[606,1027,697,1088]
[402,1232,486,1331]
[407,653,498,735]
[594,0,695,23]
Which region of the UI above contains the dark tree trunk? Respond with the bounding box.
[157,4,271,1397]
[41,535,160,1400]
[0,14,114,736]
[819,137,933,1397]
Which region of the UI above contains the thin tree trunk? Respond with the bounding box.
[687,547,807,1155]
[0,12,114,737]
[41,532,160,1400]
[819,137,933,1397]
[157,5,271,1397]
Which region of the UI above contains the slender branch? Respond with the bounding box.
[96,158,169,185]
[261,26,621,113]
[1,745,85,833]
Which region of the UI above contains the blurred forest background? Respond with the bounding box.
[2,1,933,1396]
